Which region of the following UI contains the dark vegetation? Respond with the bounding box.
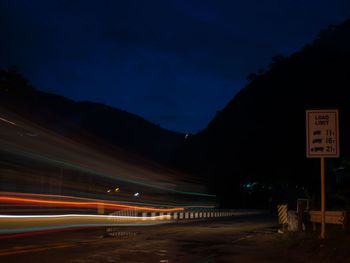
[2,19,350,209]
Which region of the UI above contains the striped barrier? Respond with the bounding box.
[277,204,288,224]
[108,209,266,224]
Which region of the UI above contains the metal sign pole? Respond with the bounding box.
[320,157,326,239]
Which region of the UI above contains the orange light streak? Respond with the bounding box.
[0,196,183,212]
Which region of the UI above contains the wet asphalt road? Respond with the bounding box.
[0,214,279,263]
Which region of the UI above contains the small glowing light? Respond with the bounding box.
[115,188,120,192]
[133,192,140,197]
[185,133,189,139]
[107,189,111,193]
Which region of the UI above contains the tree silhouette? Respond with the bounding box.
[0,67,33,90]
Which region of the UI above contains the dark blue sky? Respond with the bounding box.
[1,0,349,133]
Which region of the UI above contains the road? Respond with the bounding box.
[0,214,280,263]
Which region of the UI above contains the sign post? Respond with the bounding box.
[320,157,325,238]
[306,109,339,239]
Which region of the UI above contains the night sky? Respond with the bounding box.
[1,1,349,133]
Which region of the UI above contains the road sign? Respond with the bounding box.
[306,109,340,239]
[306,109,339,158]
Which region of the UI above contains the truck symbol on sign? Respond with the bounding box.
[311,147,324,152]
[312,138,322,144]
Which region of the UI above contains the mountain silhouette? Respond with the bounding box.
[177,19,350,208]
[0,68,185,166]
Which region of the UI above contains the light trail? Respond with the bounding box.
[0,213,172,235]
[0,191,192,208]
[0,116,17,126]
[0,144,215,198]
[0,110,217,214]
[0,195,184,212]
[0,214,171,219]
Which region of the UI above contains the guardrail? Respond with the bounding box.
[0,209,266,236]
[109,209,266,221]
[105,209,266,236]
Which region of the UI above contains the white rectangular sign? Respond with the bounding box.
[306,109,339,158]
